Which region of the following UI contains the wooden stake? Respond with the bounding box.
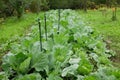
[38,18,42,51]
[57,9,61,34]
[44,12,47,41]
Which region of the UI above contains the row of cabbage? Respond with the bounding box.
[0,9,120,80]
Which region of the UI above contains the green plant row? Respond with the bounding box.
[0,9,120,80]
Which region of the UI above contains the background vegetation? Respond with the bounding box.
[0,9,120,80]
[0,0,120,18]
[0,0,120,79]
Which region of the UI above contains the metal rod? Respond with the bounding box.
[57,9,60,34]
[44,12,47,41]
[38,18,42,51]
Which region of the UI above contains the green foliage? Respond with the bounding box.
[0,0,5,17]
[0,72,9,80]
[49,0,71,9]
[9,0,24,18]
[0,0,119,18]
[0,0,14,18]
[78,9,120,67]
[0,9,120,80]
[19,57,31,74]
[31,52,48,72]
[2,52,28,73]
[29,0,41,13]
[16,73,42,80]
[77,52,93,75]
[40,0,49,10]
[28,0,49,13]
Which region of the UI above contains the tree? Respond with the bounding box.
[0,0,5,17]
[40,0,49,10]
[30,0,41,13]
[83,0,88,12]
[116,0,120,4]
[106,0,111,7]
[112,1,117,21]
[9,0,24,18]
[49,0,70,9]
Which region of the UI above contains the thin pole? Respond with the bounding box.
[44,12,47,41]
[38,18,42,51]
[57,9,60,34]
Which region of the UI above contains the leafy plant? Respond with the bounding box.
[0,9,120,80]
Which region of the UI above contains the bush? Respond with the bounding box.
[9,0,24,18]
[49,0,72,9]
[40,0,49,11]
[29,0,41,13]
[87,1,98,9]
[29,0,49,13]
[0,0,5,14]
[0,0,14,18]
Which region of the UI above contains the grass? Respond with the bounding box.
[78,8,120,67]
[0,13,40,44]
